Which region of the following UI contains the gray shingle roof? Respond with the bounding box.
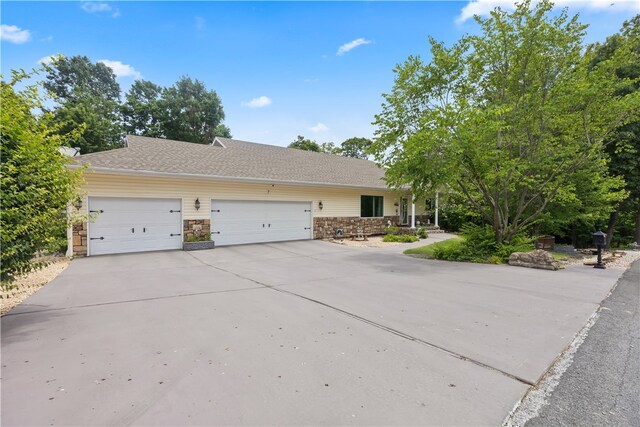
[73,135,388,189]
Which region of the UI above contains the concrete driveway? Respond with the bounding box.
[1,238,624,426]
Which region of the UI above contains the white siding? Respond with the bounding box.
[78,172,402,220]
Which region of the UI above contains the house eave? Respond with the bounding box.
[69,165,392,191]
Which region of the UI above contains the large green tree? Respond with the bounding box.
[339,137,372,159]
[288,135,322,152]
[160,76,226,144]
[1,70,83,283]
[590,16,640,246]
[372,0,639,244]
[44,55,123,153]
[121,79,164,137]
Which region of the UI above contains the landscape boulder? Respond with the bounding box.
[508,249,561,271]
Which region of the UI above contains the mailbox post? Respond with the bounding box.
[593,230,607,269]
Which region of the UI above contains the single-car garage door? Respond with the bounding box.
[211,200,312,246]
[88,197,183,256]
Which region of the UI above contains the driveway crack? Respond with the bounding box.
[185,251,535,386]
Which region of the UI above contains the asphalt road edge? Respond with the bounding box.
[501,265,630,427]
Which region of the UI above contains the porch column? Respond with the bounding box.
[411,199,416,229]
[435,192,439,228]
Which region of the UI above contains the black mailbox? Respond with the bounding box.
[593,230,607,247]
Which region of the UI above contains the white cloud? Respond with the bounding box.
[337,38,372,56]
[243,96,272,108]
[0,24,31,44]
[38,55,56,65]
[81,2,120,17]
[98,59,142,79]
[304,78,320,83]
[310,123,329,133]
[457,0,640,24]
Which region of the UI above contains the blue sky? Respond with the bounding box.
[2,1,638,147]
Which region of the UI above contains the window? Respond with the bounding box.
[361,195,384,217]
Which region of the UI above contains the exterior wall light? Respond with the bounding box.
[74,198,82,210]
[195,198,201,211]
[318,201,323,210]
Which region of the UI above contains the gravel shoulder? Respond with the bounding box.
[1,259,69,316]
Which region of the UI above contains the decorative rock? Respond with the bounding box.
[508,249,561,271]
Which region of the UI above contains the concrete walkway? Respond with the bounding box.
[1,240,626,425]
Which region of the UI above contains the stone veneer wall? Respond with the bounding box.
[183,219,211,241]
[313,216,398,239]
[72,222,88,257]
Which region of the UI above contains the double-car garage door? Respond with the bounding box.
[211,200,312,246]
[87,197,312,255]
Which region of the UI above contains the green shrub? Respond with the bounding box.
[383,234,419,243]
[384,226,401,235]
[428,225,533,263]
[404,237,464,257]
[416,227,429,239]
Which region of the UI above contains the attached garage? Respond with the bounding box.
[211,200,312,246]
[88,197,183,256]
[69,135,414,257]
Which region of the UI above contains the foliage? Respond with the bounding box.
[372,0,639,245]
[384,226,401,235]
[44,55,123,153]
[214,124,232,138]
[161,76,226,144]
[438,191,483,232]
[415,227,429,239]
[44,56,232,151]
[422,225,533,264]
[186,232,211,242]
[383,234,419,243]
[404,237,464,257]
[1,69,83,283]
[288,135,322,152]
[591,16,640,245]
[121,79,164,137]
[339,137,372,159]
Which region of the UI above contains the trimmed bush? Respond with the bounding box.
[416,227,429,239]
[384,226,401,235]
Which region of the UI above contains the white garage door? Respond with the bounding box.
[88,197,183,256]
[211,200,312,246]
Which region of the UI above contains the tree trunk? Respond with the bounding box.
[635,208,640,244]
[605,210,618,249]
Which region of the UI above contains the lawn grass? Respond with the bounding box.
[403,237,464,258]
[549,251,570,261]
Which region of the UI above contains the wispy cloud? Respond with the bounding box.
[81,2,120,18]
[243,96,272,108]
[456,0,640,24]
[1,24,31,44]
[337,38,372,56]
[195,16,206,33]
[38,55,58,65]
[310,123,329,133]
[304,78,320,83]
[98,59,142,79]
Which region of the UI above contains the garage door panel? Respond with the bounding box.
[88,197,182,256]
[211,200,312,246]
